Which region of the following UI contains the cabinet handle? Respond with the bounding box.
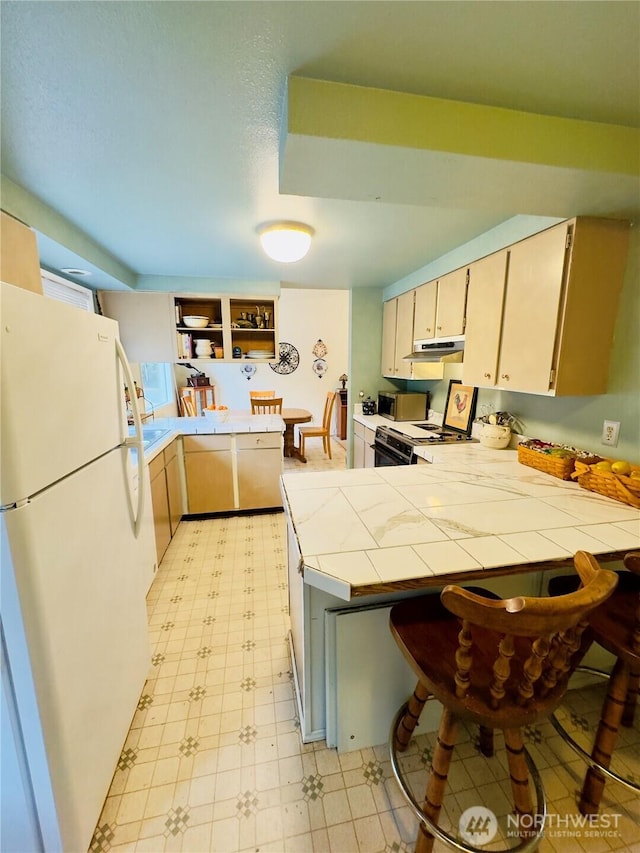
[501,373,510,381]
[426,327,431,333]
[437,325,442,331]
[483,372,491,379]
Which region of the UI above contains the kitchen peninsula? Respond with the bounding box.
[281,446,640,752]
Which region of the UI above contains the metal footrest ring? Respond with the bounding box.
[549,666,640,793]
[389,702,547,853]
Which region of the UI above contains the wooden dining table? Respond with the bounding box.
[281,408,312,462]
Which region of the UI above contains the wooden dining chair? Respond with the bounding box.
[179,394,196,417]
[298,391,336,459]
[249,390,275,399]
[251,396,282,414]
[389,551,618,853]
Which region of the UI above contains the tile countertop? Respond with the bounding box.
[131,413,285,461]
[280,445,640,601]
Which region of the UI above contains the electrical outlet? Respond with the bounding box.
[601,420,620,447]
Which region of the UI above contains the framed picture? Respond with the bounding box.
[442,380,478,435]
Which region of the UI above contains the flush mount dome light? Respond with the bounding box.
[258,222,314,263]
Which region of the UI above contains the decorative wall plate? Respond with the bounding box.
[270,342,300,375]
[312,339,328,358]
[240,363,257,380]
[312,358,328,378]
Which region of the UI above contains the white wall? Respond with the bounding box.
[173,288,350,429]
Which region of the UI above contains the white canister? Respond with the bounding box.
[479,423,512,449]
[194,339,212,358]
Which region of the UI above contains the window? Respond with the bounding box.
[140,363,174,410]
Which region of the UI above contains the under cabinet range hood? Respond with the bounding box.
[404,338,465,362]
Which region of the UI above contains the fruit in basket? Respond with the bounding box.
[205,404,228,411]
[630,471,640,480]
[594,460,612,473]
[611,460,631,475]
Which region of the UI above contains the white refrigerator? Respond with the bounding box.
[0,282,155,852]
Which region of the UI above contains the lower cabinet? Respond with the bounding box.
[183,432,283,514]
[237,433,284,509]
[165,441,183,536]
[353,421,376,468]
[183,435,235,513]
[149,440,184,564]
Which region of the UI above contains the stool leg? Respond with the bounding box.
[621,666,639,727]
[579,658,630,815]
[394,681,430,752]
[504,728,533,828]
[478,725,494,757]
[416,708,458,853]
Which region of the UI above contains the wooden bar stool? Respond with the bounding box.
[548,551,640,814]
[389,551,618,853]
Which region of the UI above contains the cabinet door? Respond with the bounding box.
[381,300,397,377]
[165,451,182,536]
[498,225,568,393]
[237,447,283,509]
[364,427,376,468]
[436,268,468,337]
[352,435,364,468]
[413,281,437,340]
[150,464,171,563]
[100,292,175,362]
[394,290,415,379]
[184,448,234,513]
[463,251,508,387]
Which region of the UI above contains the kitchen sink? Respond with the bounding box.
[127,426,171,447]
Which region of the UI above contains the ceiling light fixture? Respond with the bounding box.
[258,222,314,263]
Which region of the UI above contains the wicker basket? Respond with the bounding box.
[517,444,577,480]
[572,459,640,508]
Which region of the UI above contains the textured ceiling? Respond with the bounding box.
[1,1,638,291]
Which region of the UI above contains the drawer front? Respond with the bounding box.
[183,434,232,453]
[236,432,282,451]
[354,421,365,440]
[148,453,165,480]
[164,439,178,465]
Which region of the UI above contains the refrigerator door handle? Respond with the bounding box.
[115,338,145,538]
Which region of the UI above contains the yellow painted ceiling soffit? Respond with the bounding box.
[287,77,639,177]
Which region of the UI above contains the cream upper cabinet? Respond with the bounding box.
[413,280,437,340]
[462,250,509,388]
[99,292,175,362]
[463,217,630,395]
[435,268,468,337]
[414,269,468,341]
[381,290,414,379]
[381,299,398,377]
[99,291,279,364]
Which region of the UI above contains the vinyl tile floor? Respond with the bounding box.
[91,439,640,852]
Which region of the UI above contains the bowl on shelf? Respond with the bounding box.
[183,316,209,328]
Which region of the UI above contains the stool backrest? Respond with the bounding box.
[441,551,618,709]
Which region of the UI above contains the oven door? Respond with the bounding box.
[374,442,414,467]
